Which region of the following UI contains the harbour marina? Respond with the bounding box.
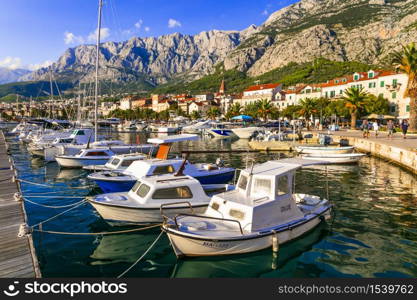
[2,129,417,277]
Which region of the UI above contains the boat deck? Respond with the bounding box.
[0,131,41,278]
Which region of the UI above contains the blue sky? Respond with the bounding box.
[0,0,297,70]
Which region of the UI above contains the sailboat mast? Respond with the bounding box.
[94,0,103,141]
[49,68,54,119]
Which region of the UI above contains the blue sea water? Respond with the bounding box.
[8,132,417,278]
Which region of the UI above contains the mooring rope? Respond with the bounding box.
[30,200,88,229]
[18,178,94,189]
[23,197,87,209]
[32,224,161,236]
[117,231,164,278]
[24,195,86,199]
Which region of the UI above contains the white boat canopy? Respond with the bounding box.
[147,134,199,160]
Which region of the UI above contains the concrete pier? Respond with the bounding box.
[331,130,417,174]
[0,132,41,278]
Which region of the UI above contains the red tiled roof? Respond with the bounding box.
[244,83,281,92]
[318,70,397,88]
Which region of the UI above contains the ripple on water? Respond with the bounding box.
[9,133,417,278]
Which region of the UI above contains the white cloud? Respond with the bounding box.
[64,31,84,45]
[0,56,22,70]
[28,60,53,71]
[87,27,110,43]
[262,9,269,16]
[144,26,150,32]
[134,19,143,29]
[168,18,181,28]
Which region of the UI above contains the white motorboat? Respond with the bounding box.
[162,158,332,257]
[295,146,354,154]
[182,121,212,134]
[83,152,147,171]
[55,148,116,168]
[230,127,262,139]
[158,126,179,133]
[207,123,236,139]
[301,153,366,164]
[87,174,226,225]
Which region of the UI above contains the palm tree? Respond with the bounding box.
[391,42,417,130]
[342,86,369,129]
[257,99,273,121]
[298,97,318,129]
[206,106,220,120]
[190,110,201,120]
[228,103,242,117]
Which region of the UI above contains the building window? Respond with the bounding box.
[342,78,347,83]
[390,106,396,113]
[325,91,328,98]
[406,105,410,112]
[354,74,360,81]
[392,92,397,99]
[335,80,339,84]
[330,91,335,98]
[393,79,398,87]
[340,90,343,94]
[380,81,385,87]
[368,71,374,78]
[368,82,376,88]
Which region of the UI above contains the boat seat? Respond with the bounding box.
[203,164,219,171]
[180,221,217,232]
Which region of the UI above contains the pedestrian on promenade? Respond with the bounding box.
[387,120,394,139]
[401,119,409,139]
[373,120,379,138]
[362,119,370,138]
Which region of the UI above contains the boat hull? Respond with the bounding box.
[231,127,261,139]
[88,200,207,225]
[295,146,354,154]
[164,209,331,257]
[55,156,110,168]
[208,129,235,139]
[302,153,366,164]
[92,171,235,193]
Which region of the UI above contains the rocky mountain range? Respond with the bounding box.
[21,0,417,86]
[0,67,30,84]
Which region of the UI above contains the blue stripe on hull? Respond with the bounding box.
[95,179,136,193]
[94,171,235,193]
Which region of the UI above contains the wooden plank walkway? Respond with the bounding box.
[0,131,41,278]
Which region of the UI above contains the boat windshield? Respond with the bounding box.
[152,187,193,199]
[238,175,248,190]
[131,181,142,192]
[110,158,120,166]
[121,160,134,167]
[276,175,289,196]
[85,151,109,157]
[136,183,151,198]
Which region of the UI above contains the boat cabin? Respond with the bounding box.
[104,153,147,170]
[75,148,115,158]
[127,175,210,206]
[205,160,308,232]
[147,134,199,160]
[68,128,94,144]
[123,159,184,177]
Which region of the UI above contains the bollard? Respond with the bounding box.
[13,192,22,202]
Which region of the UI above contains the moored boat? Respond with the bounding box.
[301,153,366,164]
[295,145,354,154]
[162,158,332,257]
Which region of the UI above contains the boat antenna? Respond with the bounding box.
[86,133,92,149]
[94,0,103,143]
[325,165,329,200]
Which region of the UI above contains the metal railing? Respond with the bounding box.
[160,201,194,222]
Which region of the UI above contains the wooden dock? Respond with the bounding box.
[0,132,41,278]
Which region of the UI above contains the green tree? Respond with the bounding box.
[342,86,370,129]
[228,103,243,117]
[257,99,273,121]
[281,105,302,120]
[298,97,318,129]
[190,110,201,120]
[159,109,170,121]
[206,106,220,120]
[391,42,417,130]
[365,94,390,115]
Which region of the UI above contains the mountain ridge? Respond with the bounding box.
[21,0,417,86]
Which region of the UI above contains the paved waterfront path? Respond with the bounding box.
[0,132,41,278]
[330,129,417,152]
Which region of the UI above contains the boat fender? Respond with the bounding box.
[272,231,279,253]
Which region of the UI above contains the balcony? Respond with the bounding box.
[385,83,401,92]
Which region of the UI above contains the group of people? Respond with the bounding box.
[361,119,409,139]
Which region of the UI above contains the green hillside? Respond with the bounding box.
[0,81,74,98]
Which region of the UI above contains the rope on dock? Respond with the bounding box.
[117,231,164,278]
[32,224,161,236]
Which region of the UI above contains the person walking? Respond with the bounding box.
[362,119,369,138]
[373,120,379,138]
[387,120,394,139]
[401,119,409,139]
